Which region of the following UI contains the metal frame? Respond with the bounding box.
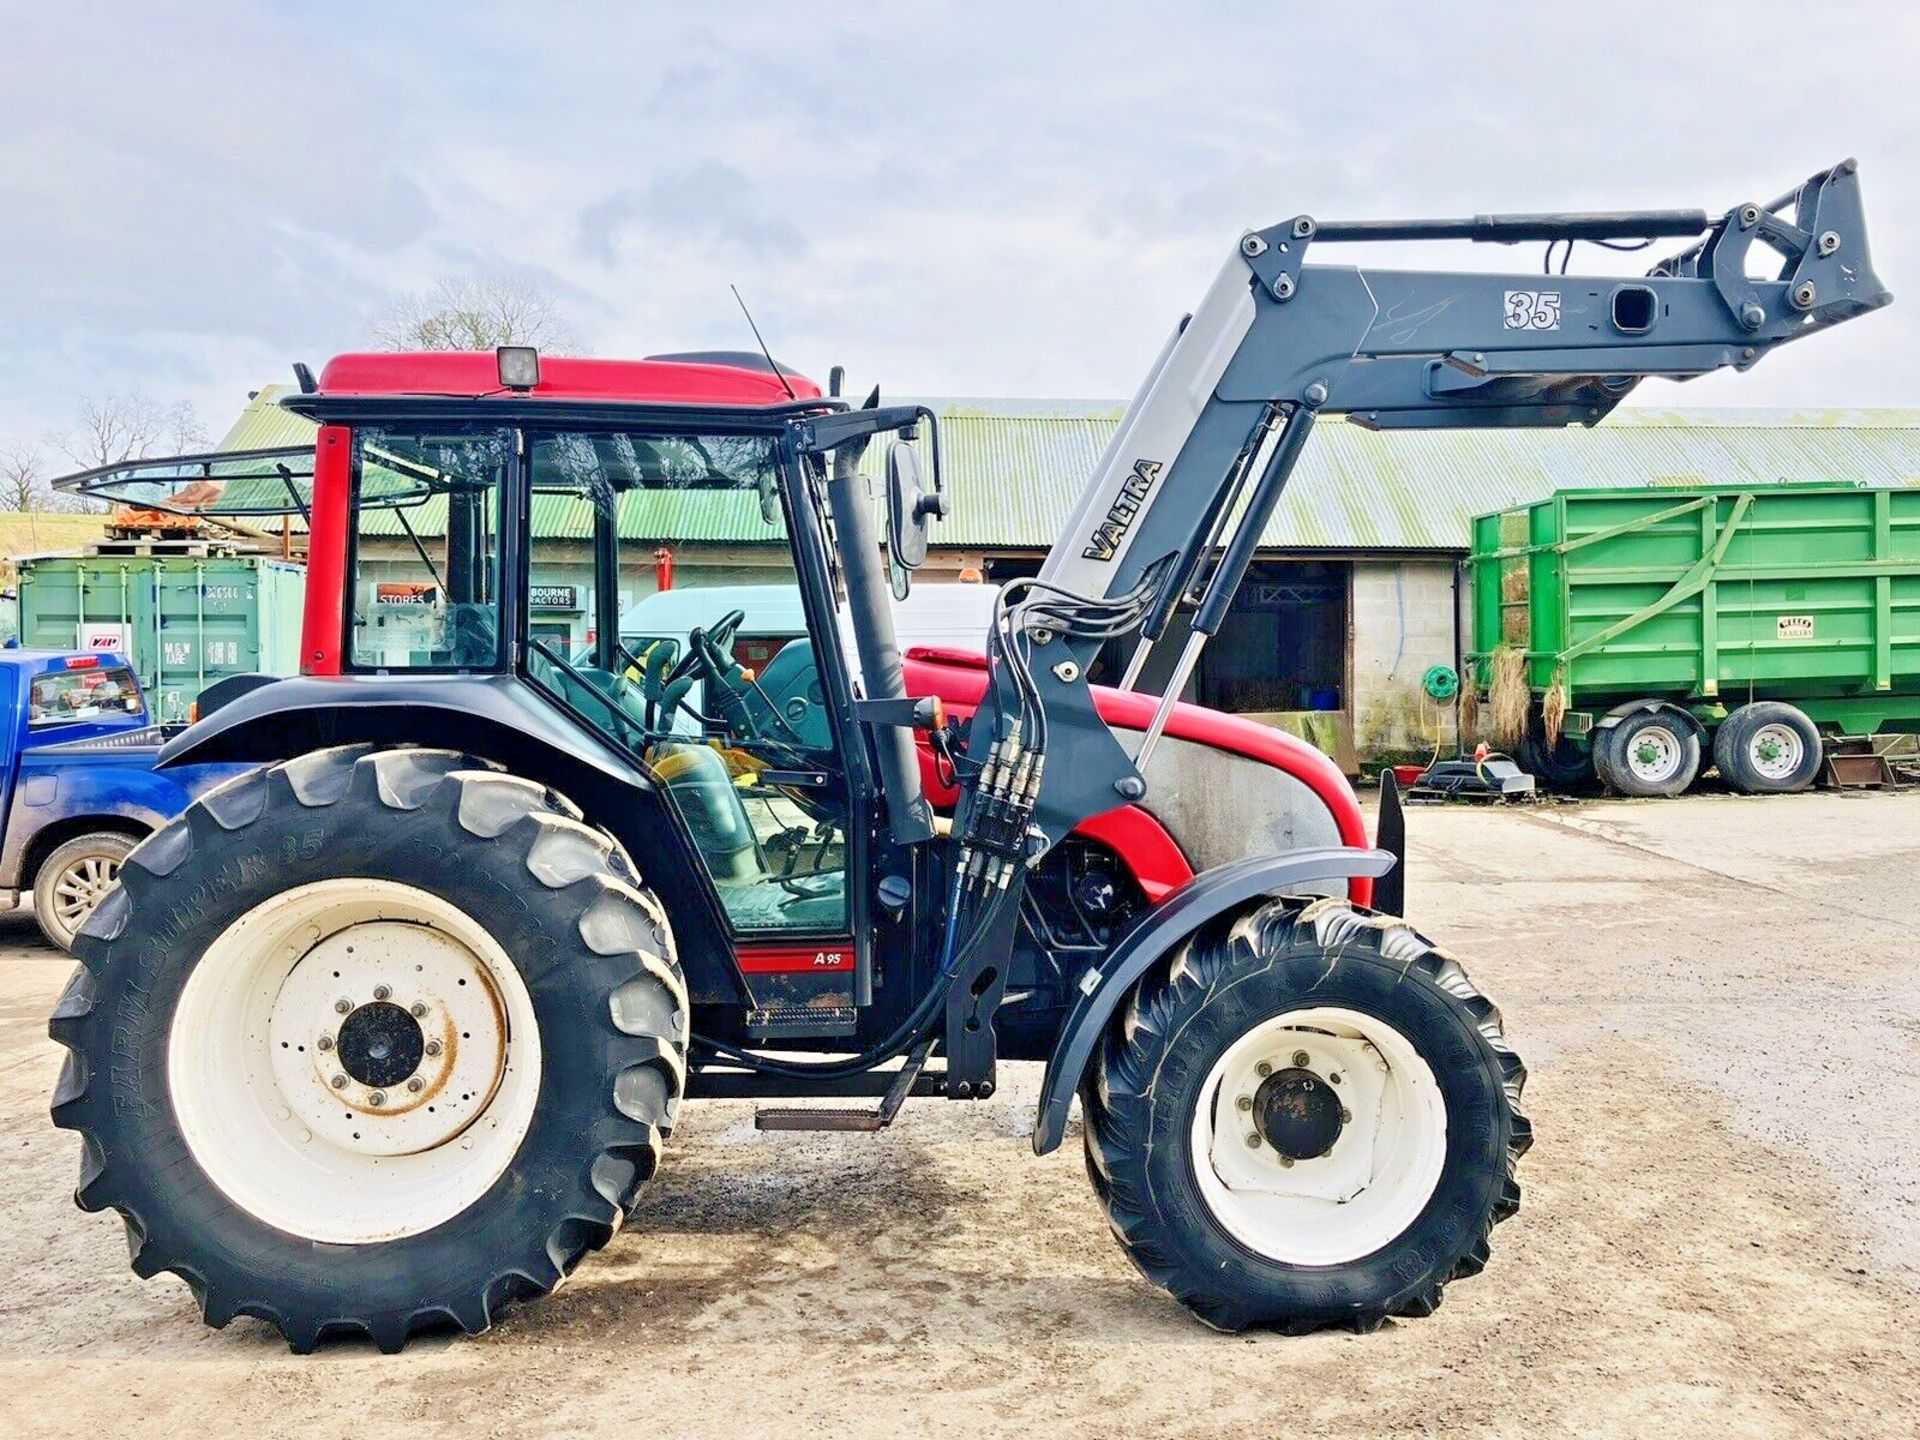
[1005,160,1886,840]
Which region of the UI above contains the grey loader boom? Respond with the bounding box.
[1020,160,1887,799]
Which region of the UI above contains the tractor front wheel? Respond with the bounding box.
[49,746,686,1352]
[1083,897,1529,1332]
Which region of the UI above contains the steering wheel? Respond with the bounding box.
[666,608,746,686]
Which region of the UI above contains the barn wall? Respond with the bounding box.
[1349,557,1461,756]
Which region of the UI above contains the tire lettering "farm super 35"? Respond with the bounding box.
[1081,459,1163,562]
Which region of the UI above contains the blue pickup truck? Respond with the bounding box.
[0,650,252,949]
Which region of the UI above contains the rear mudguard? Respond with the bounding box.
[1029,845,1396,1156]
[158,673,751,1007]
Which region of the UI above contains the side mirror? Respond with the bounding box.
[886,441,929,571]
[886,439,945,573]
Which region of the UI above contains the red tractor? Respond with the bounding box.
[52,163,1885,1350]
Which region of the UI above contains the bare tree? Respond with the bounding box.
[371,274,581,353]
[53,391,208,472]
[0,441,45,511]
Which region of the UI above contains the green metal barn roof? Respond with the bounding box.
[217,387,1920,553]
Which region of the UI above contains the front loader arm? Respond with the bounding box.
[987,160,1889,842]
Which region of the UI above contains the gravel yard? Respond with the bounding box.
[3,789,1917,1440]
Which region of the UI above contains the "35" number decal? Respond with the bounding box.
[1503,290,1562,330]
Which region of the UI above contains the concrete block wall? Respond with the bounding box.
[1350,558,1461,756]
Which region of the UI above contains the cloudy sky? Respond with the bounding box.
[3,2,1916,460]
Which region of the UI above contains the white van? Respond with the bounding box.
[615,581,998,670]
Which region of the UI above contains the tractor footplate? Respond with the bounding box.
[754,1107,891,1132]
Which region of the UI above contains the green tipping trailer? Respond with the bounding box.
[17,550,304,724]
[1467,482,1920,797]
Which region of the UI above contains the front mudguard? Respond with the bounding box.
[1029,845,1397,1155]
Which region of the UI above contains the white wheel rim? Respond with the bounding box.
[1748,722,1804,781]
[1189,1006,1448,1266]
[52,852,121,930]
[168,879,542,1244]
[1623,724,1684,783]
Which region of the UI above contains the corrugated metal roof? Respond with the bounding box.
[215,384,316,451]
[889,402,1920,552]
[216,387,1920,552]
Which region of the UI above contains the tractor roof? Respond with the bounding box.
[311,351,824,408]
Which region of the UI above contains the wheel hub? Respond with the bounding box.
[53,853,121,925]
[1749,722,1802,780]
[1627,725,1681,781]
[267,918,514,1157]
[1192,1006,1450,1266]
[334,1001,425,1089]
[1253,1066,1345,1160]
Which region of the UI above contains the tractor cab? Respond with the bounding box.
[61,348,942,962]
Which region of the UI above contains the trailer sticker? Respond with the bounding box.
[1777,615,1815,640]
[1503,290,1562,330]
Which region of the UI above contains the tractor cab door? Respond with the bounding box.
[517,426,861,971]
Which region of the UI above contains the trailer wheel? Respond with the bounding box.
[49,746,686,1352]
[1515,720,1597,790]
[32,830,137,952]
[1593,710,1700,797]
[1083,897,1529,1332]
[1714,702,1823,794]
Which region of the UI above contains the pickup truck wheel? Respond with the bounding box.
[1083,897,1529,1332]
[48,745,687,1352]
[33,831,137,952]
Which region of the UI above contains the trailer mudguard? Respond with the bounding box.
[1029,845,1397,1155]
[1591,697,1706,742]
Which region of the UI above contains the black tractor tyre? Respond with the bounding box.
[1515,720,1598,791]
[49,746,687,1353]
[1082,897,1529,1333]
[1713,701,1824,794]
[1592,709,1701,798]
[32,829,137,952]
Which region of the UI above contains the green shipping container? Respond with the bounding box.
[18,552,305,723]
[1467,483,1920,793]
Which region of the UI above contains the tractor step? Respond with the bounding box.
[750,1037,935,1133]
[754,1107,890,1132]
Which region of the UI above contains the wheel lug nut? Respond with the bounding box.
[1279,1155,1295,1168]
[317,1035,334,1051]
[369,1091,386,1107]
[330,1075,348,1090]
[1245,1133,1261,1148]
[1235,1095,1253,1113]
[410,1002,427,1018]
[335,998,352,1015]
[1292,1050,1311,1067]
[1254,1061,1272,1078]
[1341,1107,1352,1123]
[425,1040,442,1057]
[407,1077,424,1093]
[373,985,391,1002]
[1329,1071,1341,1085]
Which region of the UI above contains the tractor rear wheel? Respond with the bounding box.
[49,746,686,1352]
[1083,897,1529,1332]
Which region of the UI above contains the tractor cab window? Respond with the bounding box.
[523,428,849,936]
[346,427,508,670]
